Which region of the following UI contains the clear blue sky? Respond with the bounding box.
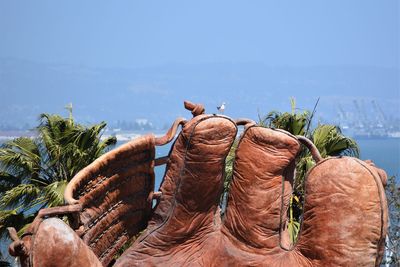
[0,0,398,68]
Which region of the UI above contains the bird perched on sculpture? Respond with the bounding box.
[217,102,226,114]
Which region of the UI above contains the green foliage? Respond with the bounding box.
[0,110,116,239]
[312,125,359,158]
[259,110,310,136]
[223,140,237,194]
[220,140,237,216]
[259,97,313,136]
[287,195,301,244]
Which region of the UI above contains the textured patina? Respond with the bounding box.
[9,102,388,267]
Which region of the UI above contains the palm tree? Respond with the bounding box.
[258,98,359,243]
[0,111,116,239]
[259,98,359,183]
[259,98,312,136]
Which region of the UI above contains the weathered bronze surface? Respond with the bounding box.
[9,101,388,266]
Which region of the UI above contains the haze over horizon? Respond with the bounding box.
[0,1,398,127]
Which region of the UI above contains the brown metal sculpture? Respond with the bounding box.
[8,101,388,266]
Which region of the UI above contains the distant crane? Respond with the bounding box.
[336,103,349,130]
[371,100,387,127]
[337,104,347,121]
[353,100,367,128]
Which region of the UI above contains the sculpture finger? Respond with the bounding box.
[116,114,237,266]
[222,126,301,252]
[296,157,388,266]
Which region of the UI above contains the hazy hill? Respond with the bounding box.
[0,58,398,129]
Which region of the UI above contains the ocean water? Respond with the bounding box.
[356,138,400,177]
[154,144,172,190]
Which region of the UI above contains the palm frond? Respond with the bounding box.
[312,125,359,158]
[43,180,68,207]
[0,112,123,239]
[0,184,41,209]
[259,109,310,136]
[0,137,41,182]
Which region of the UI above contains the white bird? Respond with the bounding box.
[217,102,226,114]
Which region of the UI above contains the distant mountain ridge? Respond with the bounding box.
[0,58,398,129]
